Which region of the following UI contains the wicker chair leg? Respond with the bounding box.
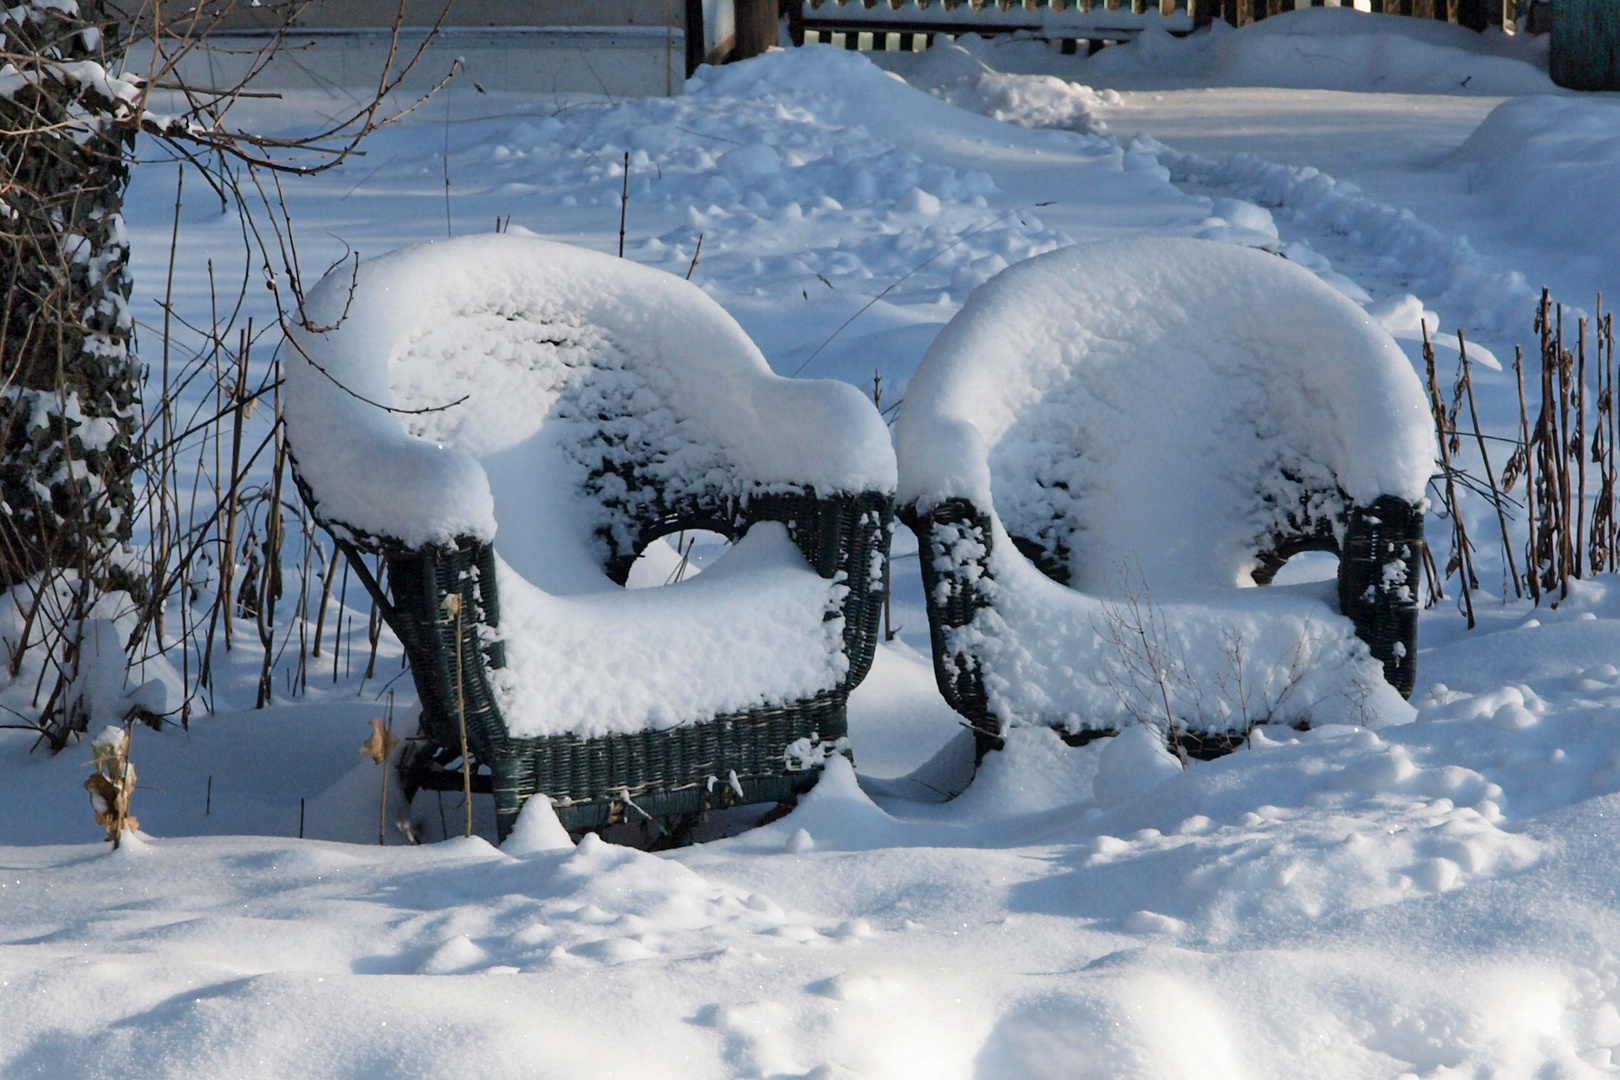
[490,757,526,842]
[903,500,1001,739]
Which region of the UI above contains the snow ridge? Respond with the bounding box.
[1140,134,1537,334]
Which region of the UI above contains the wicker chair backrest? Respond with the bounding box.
[286,235,895,574]
[896,237,1433,596]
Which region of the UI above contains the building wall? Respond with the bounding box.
[179,0,685,30]
[130,0,732,97]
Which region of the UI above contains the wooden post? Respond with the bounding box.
[1456,0,1490,29]
[684,0,704,76]
[1527,0,1552,34]
[735,0,780,59]
[1552,0,1620,91]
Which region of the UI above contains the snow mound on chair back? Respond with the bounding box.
[285,234,894,551]
[897,236,1431,595]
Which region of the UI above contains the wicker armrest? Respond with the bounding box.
[607,486,893,688]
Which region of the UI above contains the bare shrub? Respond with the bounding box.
[3,1,453,750]
[1094,562,1374,756]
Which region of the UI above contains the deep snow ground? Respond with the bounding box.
[7,14,1620,1078]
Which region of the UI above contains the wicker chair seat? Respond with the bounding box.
[284,236,895,838]
[895,237,1432,758]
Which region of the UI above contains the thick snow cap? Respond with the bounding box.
[285,234,895,550]
[897,236,1432,594]
[284,235,895,739]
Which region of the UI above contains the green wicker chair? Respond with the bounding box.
[895,237,1432,762]
[284,236,895,840]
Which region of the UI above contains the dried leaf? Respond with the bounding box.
[84,757,137,841]
[84,773,118,824]
[360,717,398,765]
[1501,446,1525,492]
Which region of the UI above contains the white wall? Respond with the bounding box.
[126,2,697,97]
[186,0,685,30]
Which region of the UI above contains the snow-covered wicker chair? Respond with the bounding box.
[284,235,895,839]
[896,237,1431,760]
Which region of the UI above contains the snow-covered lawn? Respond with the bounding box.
[7,11,1620,1077]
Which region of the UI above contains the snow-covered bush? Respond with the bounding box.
[0,1,141,603]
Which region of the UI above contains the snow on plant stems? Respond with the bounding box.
[1,1,143,751]
[0,0,460,748]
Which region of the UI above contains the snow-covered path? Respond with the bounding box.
[1097,87,1506,265]
[1096,85,1611,334]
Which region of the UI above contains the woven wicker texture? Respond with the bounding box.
[321,486,890,839]
[903,489,1424,756]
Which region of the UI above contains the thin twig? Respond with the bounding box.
[685,233,704,280]
[618,151,630,258]
[1459,331,1520,598]
[1424,322,1475,628]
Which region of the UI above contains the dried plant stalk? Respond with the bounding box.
[1459,332,1520,597]
[1424,321,1475,628]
